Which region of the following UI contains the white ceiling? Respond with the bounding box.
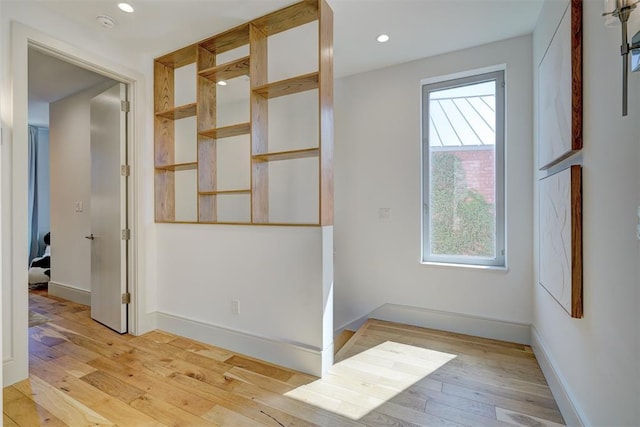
[26,0,543,126]
[28,49,115,127]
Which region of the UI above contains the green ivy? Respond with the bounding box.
[430,152,495,257]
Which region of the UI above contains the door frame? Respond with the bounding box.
[3,23,149,385]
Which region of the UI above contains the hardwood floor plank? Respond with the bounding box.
[442,382,564,423]
[3,395,66,426]
[495,406,565,427]
[3,413,21,427]
[168,372,318,426]
[81,370,147,403]
[3,386,26,404]
[130,393,214,426]
[203,404,268,426]
[13,375,115,426]
[228,379,367,426]
[88,356,218,416]
[224,354,295,382]
[6,292,565,427]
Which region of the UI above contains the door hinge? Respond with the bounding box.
[121,100,130,112]
[121,292,131,304]
[122,229,131,240]
[121,164,130,176]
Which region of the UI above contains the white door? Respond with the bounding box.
[89,83,128,333]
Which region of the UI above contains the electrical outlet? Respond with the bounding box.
[231,299,240,315]
[75,201,83,212]
[378,207,391,220]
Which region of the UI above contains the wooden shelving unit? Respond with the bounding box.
[153,0,333,225]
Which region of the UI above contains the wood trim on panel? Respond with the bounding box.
[199,57,250,82]
[570,165,583,318]
[571,0,583,153]
[319,0,334,226]
[253,73,319,99]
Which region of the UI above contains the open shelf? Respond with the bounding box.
[199,122,251,139]
[199,189,251,196]
[253,147,319,162]
[199,57,250,82]
[155,44,197,67]
[253,73,319,99]
[155,162,198,171]
[154,0,333,225]
[199,23,250,55]
[155,103,197,120]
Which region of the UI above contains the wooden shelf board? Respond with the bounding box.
[156,44,198,68]
[253,1,318,36]
[253,147,319,162]
[199,122,251,139]
[155,103,197,120]
[199,189,251,195]
[199,57,250,82]
[155,162,198,171]
[199,23,250,55]
[253,73,318,99]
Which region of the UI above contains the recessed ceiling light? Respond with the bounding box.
[118,2,134,13]
[96,15,116,28]
[377,34,390,43]
[217,81,227,86]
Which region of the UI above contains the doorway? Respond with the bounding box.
[27,47,130,330]
[3,23,143,386]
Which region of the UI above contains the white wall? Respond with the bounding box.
[532,1,640,425]
[2,1,152,385]
[156,224,333,375]
[333,35,534,341]
[49,81,115,295]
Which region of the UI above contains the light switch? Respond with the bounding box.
[75,201,83,212]
[378,208,391,220]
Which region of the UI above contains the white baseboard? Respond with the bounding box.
[156,312,324,377]
[131,311,157,336]
[49,281,91,306]
[358,303,531,345]
[3,358,28,387]
[530,326,586,427]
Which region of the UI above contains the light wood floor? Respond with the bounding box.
[3,291,564,426]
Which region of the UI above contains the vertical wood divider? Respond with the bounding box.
[197,47,218,222]
[154,61,176,221]
[319,0,334,226]
[250,24,269,223]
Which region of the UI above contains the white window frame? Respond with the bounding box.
[421,69,506,267]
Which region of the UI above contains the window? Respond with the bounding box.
[422,70,505,267]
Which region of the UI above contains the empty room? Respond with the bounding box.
[2,0,639,426]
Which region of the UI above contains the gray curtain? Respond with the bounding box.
[28,125,39,261]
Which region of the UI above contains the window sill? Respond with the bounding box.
[420,261,509,272]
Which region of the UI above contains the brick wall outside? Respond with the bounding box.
[452,148,495,205]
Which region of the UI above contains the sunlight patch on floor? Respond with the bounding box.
[285,341,456,420]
